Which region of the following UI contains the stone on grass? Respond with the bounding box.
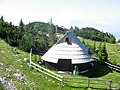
[24,58,28,61]
[0,63,3,66]
[0,50,4,53]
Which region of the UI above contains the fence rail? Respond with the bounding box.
[30,49,63,82]
[31,62,63,82]
[64,77,112,89]
[104,61,120,72]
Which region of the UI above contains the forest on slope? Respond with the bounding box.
[0,16,116,53]
[73,27,116,43]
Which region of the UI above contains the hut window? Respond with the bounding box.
[65,38,72,45]
[65,38,69,42]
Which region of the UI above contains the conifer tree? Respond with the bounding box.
[0,16,4,22]
[18,19,26,49]
[98,42,108,63]
[101,42,108,61]
[98,42,102,62]
[18,19,25,38]
[91,41,96,54]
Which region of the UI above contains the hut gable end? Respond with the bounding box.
[56,32,89,54]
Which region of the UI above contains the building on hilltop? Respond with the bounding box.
[41,31,94,72]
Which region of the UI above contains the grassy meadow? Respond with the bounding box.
[0,37,120,90]
[0,39,83,90]
[79,37,120,66]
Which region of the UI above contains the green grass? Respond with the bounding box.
[0,39,86,90]
[0,38,120,90]
[79,37,120,66]
[63,62,120,89]
[0,83,4,90]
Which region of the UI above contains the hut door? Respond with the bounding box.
[58,59,71,71]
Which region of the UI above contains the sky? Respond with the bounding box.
[0,0,120,40]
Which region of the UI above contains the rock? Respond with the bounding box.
[13,47,16,51]
[0,50,4,54]
[24,58,28,61]
[0,63,3,66]
[17,59,21,62]
[6,68,10,72]
[0,77,3,82]
[15,54,18,57]
[24,81,28,85]
[0,77,17,90]
[14,70,23,81]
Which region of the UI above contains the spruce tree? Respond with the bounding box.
[98,42,102,62]
[98,42,108,63]
[91,41,96,54]
[101,42,108,61]
[0,16,4,22]
[19,19,24,31]
[18,19,25,49]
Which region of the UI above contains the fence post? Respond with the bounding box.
[30,48,32,68]
[88,79,90,88]
[109,80,112,90]
[61,77,64,86]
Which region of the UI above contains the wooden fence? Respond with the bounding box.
[65,77,120,89]
[29,49,120,89]
[30,49,64,82]
[104,61,120,72]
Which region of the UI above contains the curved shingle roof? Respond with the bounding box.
[41,31,93,64]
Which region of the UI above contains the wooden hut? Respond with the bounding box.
[41,31,94,72]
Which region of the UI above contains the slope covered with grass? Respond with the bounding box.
[0,38,120,90]
[79,37,120,66]
[0,39,85,90]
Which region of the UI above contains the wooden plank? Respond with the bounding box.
[66,78,106,81]
[65,80,107,85]
[31,61,63,78]
[29,50,63,82]
[108,66,120,72]
[104,62,120,69]
[31,65,63,82]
